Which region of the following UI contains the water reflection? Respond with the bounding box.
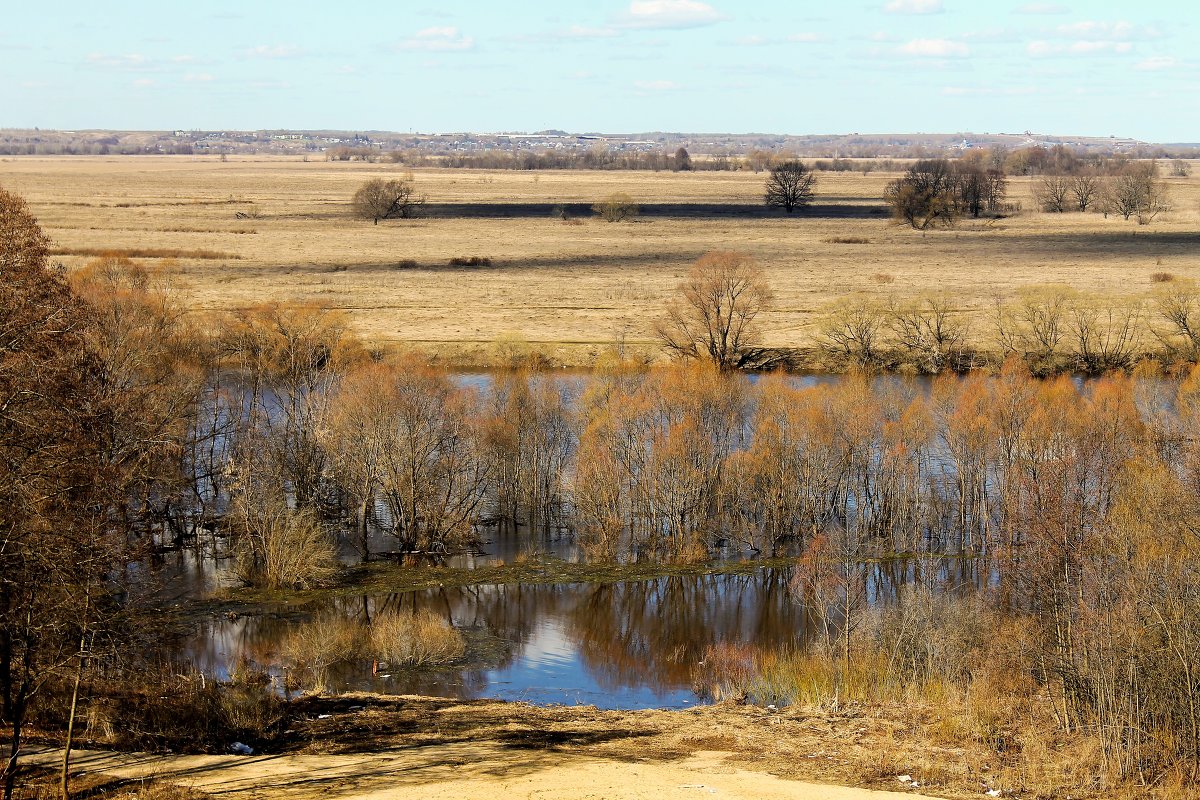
[189,570,811,709]
[185,560,985,709]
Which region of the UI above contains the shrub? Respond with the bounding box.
[368,609,465,667]
[1152,272,1176,283]
[871,272,895,284]
[448,256,492,267]
[824,236,870,244]
[282,615,366,692]
[593,193,638,222]
[395,259,418,269]
[229,497,339,590]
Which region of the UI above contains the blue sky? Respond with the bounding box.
[2,1,1196,141]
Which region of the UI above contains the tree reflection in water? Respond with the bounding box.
[186,566,974,708]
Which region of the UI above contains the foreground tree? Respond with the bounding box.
[654,251,776,371]
[352,178,425,224]
[0,189,157,800]
[764,161,816,213]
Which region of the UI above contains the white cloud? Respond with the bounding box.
[787,32,823,43]
[897,38,969,57]
[1054,20,1161,41]
[242,44,306,59]
[618,1,725,29]
[183,72,214,82]
[396,27,475,51]
[1135,55,1181,71]
[1015,3,1069,13]
[884,0,944,14]
[1027,40,1133,56]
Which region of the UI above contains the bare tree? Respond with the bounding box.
[1068,297,1144,373]
[1036,175,1071,212]
[764,161,817,213]
[993,288,1073,370]
[1153,279,1200,360]
[889,294,968,373]
[352,178,425,224]
[1172,159,1192,178]
[818,297,888,367]
[654,251,775,370]
[884,159,958,230]
[1104,166,1171,223]
[1070,173,1101,212]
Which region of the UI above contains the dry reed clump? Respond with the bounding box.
[1152,271,1176,282]
[281,614,366,693]
[447,255,492,267]
[48,246,241,260]
[229,499,339,590]
[368,609,466,667]
[871,272,895,284]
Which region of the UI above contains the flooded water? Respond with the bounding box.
[187,570,803,708]
[184,558,985,709]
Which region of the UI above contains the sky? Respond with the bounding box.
[2,1,1196,142]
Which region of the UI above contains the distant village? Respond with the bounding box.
[0,128,1190,160]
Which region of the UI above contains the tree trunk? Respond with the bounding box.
[3,695,27,800]
[61,590,91,800]
[60,648,85,800]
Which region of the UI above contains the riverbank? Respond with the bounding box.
[23,693,1135,800]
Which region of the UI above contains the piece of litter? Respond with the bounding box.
[229,742,253,755]
[897,775,913,783]
[317,714,333,719]
[986,791,1002,798]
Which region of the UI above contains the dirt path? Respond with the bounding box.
[25,744,945,800]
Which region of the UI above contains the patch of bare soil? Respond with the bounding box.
[22,693,1080,800]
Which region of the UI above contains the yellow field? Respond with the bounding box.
[2,155,1198,365]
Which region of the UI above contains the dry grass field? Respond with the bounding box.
[2,155,1198,366]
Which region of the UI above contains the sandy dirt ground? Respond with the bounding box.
[25,744,945,800]
[19,695,1020,800]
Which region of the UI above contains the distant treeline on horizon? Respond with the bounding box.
[1,127,1196,161]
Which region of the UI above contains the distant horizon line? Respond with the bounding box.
[5,127,1198,148]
